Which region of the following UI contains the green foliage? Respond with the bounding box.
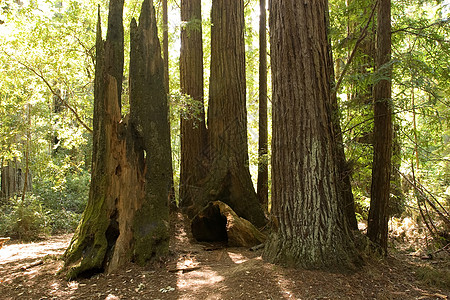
[0,0,95,239]
[0,195,49,240]
[0,167,88,239]
[328,0,450,240]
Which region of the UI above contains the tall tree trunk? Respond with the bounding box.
[257,0,268,211]
[129,0,172,264]
[189,0,266,228]
[179,0,208,209]
[163,0,169,94]
[263,0,359,269]
[63,0,171,278]
[105,0,124,109]
[367,0,393,254]
[162,0,176,211]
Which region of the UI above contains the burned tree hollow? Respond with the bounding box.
[191,201,266,247]
[191,204,228,242]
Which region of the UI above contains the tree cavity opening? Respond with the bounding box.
[191,203,228,243]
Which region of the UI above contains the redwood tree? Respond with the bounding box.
[263,0,358,269]
[367,0,392,254]
[63,0,172,278]
[189,0,266,228]
[257,0,268,211]
[162,0,169,94]
[179,0,208,209]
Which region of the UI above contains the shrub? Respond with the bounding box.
[0,195,50,240]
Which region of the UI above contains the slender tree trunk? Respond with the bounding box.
[412,87,419,169]
[179,0,208,209]
[190,0,266,228]
[257,0,268,211]
[263,0,359,270]
[21,104,31,203]
[162,0,176,211]
[326,4,358,230]
[163,0,169,94]
[367,0,393,254]
[64,0,171,278]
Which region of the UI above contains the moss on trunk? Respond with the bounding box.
[63,0,171,279]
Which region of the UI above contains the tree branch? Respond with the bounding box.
[4,51,93,133]
[391,19,450,34]
[397,167,450,229]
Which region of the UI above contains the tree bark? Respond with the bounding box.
[129,0,172,264]
[105,0,124,109]
[179,0,208,209]
[163,0,169,94]
[367,0,393,254]
[263,0,359,270]
[63,0,171,278]
[257,0,268,211]
[188,0,266,228]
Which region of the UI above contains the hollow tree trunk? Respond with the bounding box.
[188,0,266,228]
[179,0,208,209]
[63,0,171,278]
[263,0,359,270]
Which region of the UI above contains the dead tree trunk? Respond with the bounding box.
[128,0,173,265]
[63,0,171,278]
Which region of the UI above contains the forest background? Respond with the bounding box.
[0,0,449,255]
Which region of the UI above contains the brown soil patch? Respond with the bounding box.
[0,213,449,299]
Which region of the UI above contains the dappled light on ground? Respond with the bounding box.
[0,215,448,299]
[227,250,249,264]
[176,267,224,290]
[0,235,70,264]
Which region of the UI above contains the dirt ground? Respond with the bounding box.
[0,213,449,300]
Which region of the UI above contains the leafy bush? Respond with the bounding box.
[47,209,82,234]
[0,169,89,239]
[32,169,90,214]
[0,195,50,240]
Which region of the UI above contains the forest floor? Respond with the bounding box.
[0,213,449,300]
